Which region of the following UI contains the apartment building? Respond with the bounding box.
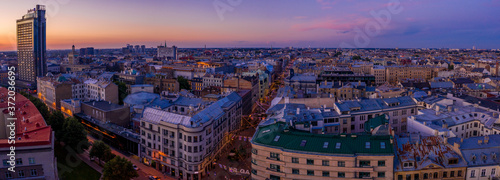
[251,121,394,180]
[84,79,119,104]
[0,88,58,180]
[385,66,437,84]
[140,92,242,180]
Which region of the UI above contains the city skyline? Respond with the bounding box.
[0,0,499,51]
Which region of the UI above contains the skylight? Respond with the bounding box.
[380,142,386,149]
[335,142,341,149]
[365,142,371,149]
[323,142,329,148]
[274,135,280,142]
[300,140,307,147]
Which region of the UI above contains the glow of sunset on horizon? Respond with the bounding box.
[0,0,499,51]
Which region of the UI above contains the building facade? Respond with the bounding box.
[251,121,394,180]
[140,93,242,180]
[17,5,47,88]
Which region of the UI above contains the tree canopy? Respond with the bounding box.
[61,117,89,153]
[102,156,139,180]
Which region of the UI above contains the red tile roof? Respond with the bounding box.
[0,88,52,148]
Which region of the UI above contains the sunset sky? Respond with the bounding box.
[0,0,499,51]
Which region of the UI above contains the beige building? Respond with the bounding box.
[144,74,180,93]
[251,121,394,180]
[385,66,437,84]
[37,76,73,111]
[371,65,386,85]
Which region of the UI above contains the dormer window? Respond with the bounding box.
[448,159,458,165]
[403,162,414,168]
[492,153,497,160]
[472,154,477,161]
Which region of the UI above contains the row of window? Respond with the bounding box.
[262,153,385,167]
[2,158,35,166]
[5,169,38,178]
[397,170,463,180]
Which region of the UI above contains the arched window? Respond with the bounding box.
[433,172,438,178]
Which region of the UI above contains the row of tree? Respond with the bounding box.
[22,92,138,179]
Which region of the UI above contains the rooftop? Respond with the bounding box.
[252,121,393,155]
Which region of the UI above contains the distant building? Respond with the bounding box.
[17,5,47,88]
[144,74,179,93]
[79,47,94,56]
[84,79,119,104]
[157,43,177,60]
[130,84,154,94]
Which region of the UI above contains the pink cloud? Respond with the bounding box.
[316,0,337,10]
[291,16,370,32]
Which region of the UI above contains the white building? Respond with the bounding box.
[449,135,500,180]
[84,78,119,104]
[140,92,242,180]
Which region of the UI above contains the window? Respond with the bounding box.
[338,172,345,178]
[336,142,341,149]
[5,171,12,179]
[30,169,37,176]
[423,173,428,179]
[251,148,258,155]
[270,152,280,161]
[2,159,8,166]
[398,175,403,180]
[15,158,22,165]
[292,169,299,174]
[378,160,385,166]
[359,172,370,178]
[403,162,413,168]
[269,164,280,172]
[414,173,419,180]
[481,169,486,177]
[359,160,370,167]
[251,169,257,175]
[322,171,330,177]
[492,168,496,176]
[458,170,462,177]
[365,142,370,149]
[406,174,411,180]
[443,171,447,178]
[307,159,314,165]
[378,172,385,178]
[291,157,299,163]
[380,142,386,149]
[433,172,438,178]
[338,161,345,167]
[322,160,329,166]
[471,170,476,177]
[307,170,314,176]
[18,170,24,178]
[251,158,257,165]
[450,171,455,177]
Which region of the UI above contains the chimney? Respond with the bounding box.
[296,108,300,115]
[460,138,464,143]
[447,106,452,112]
[444,137,448,144]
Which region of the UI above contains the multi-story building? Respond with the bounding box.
[202,73,226,89]
[17,5,47,88]
[140,92,242,180]
[385,66,437,84]
[371,65,386,85]
[316,70,376,86]
[0,88,58,179]
[394,135,467,180]
[37,76,74,111]
[84,79,119,104]
[251,120,394,180]
[271,96,418,135]
[80,100,130,127]
[449,135,500,180]
[408,96,500,138]
[157,43,177,60]
[223,76,259,111]
[317,81,366,101]
[144,74,179,93]
[190,77,203,96]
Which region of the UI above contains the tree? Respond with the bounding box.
[113,81,128,105]
[89,140,112,165]
[448,64,454,70]
[48,110,65,140]
[102,157,139,180]
[177,76,191,90]
[61,117,89,153]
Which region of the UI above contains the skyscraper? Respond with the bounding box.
[17,5,47,88]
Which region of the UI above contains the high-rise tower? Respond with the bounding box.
[17,5,47,88]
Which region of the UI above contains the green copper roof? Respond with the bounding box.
[364,114,390,132]
[252,122,393,155]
